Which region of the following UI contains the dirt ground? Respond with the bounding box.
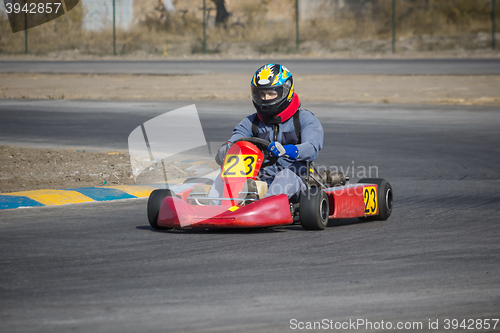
[1,70,499,194]
[1,73,499,106]
[0,145,204,194]
[0,146,133,193]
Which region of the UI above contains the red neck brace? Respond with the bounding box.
[257,94,301,124]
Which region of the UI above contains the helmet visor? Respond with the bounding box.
[251,86,285,107]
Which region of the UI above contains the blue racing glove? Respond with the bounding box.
[268,141,299,160]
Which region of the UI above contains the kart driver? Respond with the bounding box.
[208,63,324,203]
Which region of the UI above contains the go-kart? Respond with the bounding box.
[147,137,393,231]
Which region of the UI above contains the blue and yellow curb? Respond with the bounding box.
[0,185,180,210]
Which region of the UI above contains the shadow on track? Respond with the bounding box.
[136,225,286,234]
[136,217,377,234]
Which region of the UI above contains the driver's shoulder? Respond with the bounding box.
[298,109,321,124]
[237,113,258,127]
[298,108,316,118]
[243,113,259,124]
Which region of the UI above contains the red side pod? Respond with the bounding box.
[158,194,293,228]
[324,184,378,219]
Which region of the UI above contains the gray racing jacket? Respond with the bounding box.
[227,109,324,180]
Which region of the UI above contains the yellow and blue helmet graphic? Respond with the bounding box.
[251,64,295,118]
[252,63,293,89]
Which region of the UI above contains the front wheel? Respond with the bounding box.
[357,178,393,220]
[147,189,175,230]
[299,187,330,230]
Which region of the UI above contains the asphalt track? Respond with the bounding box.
[1,100,500,332]
[1,58,500,75]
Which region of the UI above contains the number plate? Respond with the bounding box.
[222,154,258,178]
[363,186,378,215]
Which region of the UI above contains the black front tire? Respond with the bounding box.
[299,187,330,230]
[357,178,393,220]
[147,189,175,230]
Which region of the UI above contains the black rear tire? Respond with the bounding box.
[299,187,330,230]
[147,189,175,230]
[357,178,393,220]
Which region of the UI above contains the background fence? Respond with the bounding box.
[0,0,498,56]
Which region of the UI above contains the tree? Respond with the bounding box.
[210,0,230,27]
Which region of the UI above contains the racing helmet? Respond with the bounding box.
[251,64,294,119]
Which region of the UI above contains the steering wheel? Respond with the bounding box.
[215,137,277,167]
[233,137,270,153]
[233,137,279,167]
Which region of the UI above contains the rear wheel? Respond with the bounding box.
[299,187,330,230]
[147,189,175,230]
[357,178,393,220]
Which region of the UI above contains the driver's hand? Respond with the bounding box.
[215,141,231,166]
[268,142,299,160]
